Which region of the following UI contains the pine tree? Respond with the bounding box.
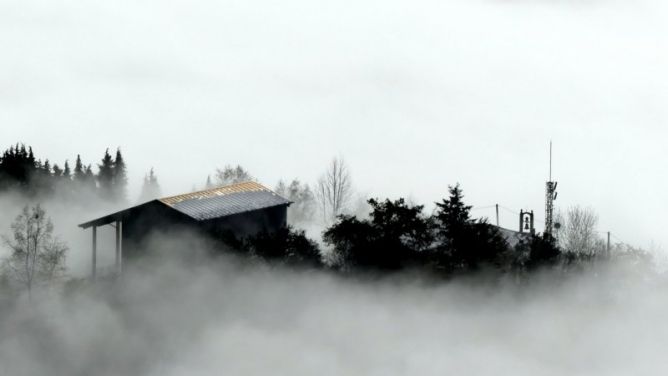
[112,148,128,202]
[52,164,63,177]
[433,184,508,272]
[84,164,96,190]
[42,160,51,176]
[138,168,162,202]
[434,184,471,237]
[73,155,84,181]
[97,149,114,199]
[63,161,71,180]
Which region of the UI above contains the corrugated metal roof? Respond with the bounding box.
[79,181,290,228]
[159,181,268,205]
[160,181,290,221]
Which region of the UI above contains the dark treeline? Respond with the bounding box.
[226,184,561,279]
[0,144,646,291]
[0,143,129,203]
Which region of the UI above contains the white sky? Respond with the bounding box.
[1,0,667,250]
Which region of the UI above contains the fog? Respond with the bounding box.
[0,187,665,375]
[1,232,665,376]
[1,0,667,249]
[2,0,668,373]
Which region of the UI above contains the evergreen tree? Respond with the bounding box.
[73,155,84,181]
[205,175,214,189]
[97,149,114,199]
[84,165,96,190]
[42,160,51,175]
[52,164,63,177]
[433,184,508,272]
[138,168,162,202]
[63,161,71,180]
[112,148,128,202]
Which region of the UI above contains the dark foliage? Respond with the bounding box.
[522,233,561,271]
[112,149,128,202]
[243,227,322,266]
[324,198,434,271]
[97,149,115,198]
[431,184,509,273]
[0,143,129,203]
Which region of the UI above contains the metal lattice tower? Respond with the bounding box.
[545,142,558,236]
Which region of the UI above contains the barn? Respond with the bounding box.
[79,181,291,278]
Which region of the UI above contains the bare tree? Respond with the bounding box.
[213,165,254,186]
[316,157,353,224]
[556,206,605,260]
[2,205,68,298]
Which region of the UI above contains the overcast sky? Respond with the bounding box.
[1,0,666,250]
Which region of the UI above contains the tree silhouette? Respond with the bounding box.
[1,205,68,299]
[316,157,353,224]
[62,161,71,180]
[243,227,321,266]
[324,198,434,271]
[97,149,115,199]
[275,179,316,223]
[432,184,508,272]
[113,148,128,202]
[138,168,162,202]
[214,165,253,186]
[73,155,85,182]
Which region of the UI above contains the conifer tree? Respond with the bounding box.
[63,161,71,180]
[42,160,51,176]
[73,155,84,181]
[97,149,115,199]
[433,184,508,272]
[112,148,128,202]
[84,164,97,190]
[52,164,63,178]
[138,168,161,202]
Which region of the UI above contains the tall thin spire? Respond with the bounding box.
[545,141,557,236]
[549,140,552,181]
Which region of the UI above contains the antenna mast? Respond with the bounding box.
[545,141,557,237]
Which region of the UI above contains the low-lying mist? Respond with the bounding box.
[1,233,666,376]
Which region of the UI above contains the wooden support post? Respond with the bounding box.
[115,220,122,274]
[92,226,97,281]
[607,231,611,258]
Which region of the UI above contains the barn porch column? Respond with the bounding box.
[91,226,97,281]
[115,220,122,274]
[89,220,123,281]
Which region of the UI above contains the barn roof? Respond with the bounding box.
[159,181,290,221]
[79,181,290,229]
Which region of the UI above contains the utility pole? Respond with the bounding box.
[496,204,499,227]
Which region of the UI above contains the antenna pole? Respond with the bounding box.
[545,141,557,236]
[549,140,552,181]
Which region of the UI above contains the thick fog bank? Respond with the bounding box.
[0,243,666,376]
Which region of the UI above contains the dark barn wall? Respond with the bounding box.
[121,202,199,260]
[202,205,288,239]
[120,203,289,261]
